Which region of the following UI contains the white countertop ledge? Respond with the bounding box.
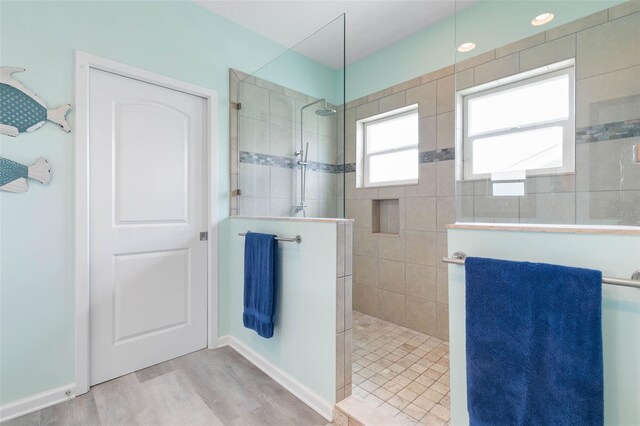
[448,222,640,236]
[231,215,354,224]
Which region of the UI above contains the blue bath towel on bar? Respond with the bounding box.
[243,232,279,339]
[465,257,603,426]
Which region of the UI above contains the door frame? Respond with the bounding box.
[73,51,219,396]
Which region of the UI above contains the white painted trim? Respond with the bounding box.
[217,335,334,422]
[74,51,219,396]
[0,384,75,423]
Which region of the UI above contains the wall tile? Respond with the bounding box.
[455,195,474,223]
[356,187,380,200]
[421,65,455,84]
[354,255,379,286]
[270,92,296,127]
[405,231,437,266]
[436,197,456,232]
[346,223,353,276]
[380,91,407,113]
[576,190,640,226]
[345,276,353,329]
[436,232,448,269]
[405,264,437,300]
[239,82,270,122]
[455,68,474,91]
[496,32,546,58]
[519,192,576,224]
[345,173,356,200]
[345,328,353,384]
[406,82,437,118]
[474,53,519,85]
[266,120,297,157]
[354,227,378,257]
[269,198,294,216]
[337,223,345,278]
[239,163,270,197]
[436,161,455,197]
[356,100,380,120]
[355,199,373,229]
[239,117,270,153]
[519,34,575,72]
[393,76,422,93]
[337,277,345,333]
[575,65,640,128]
[576,137,640,191]
[270,167,294,199]
[336,332,345,390]
[525,175,576,194]
[406,297,437,335]
[609,1,640,20]
[473,195,520,223]
[436,303,449,341]
[379,259,406,294]
[577,12,640,79]
[436,75,455,113]
[405,163,437,197]
[368,86,395,102]
[455,50,496,72]
[378,233,406,262]
[238,196,270,216]
[436,113,455,151]
[406,197,437,231]
[436,269,449,304]
[360,289,386,316]
[380,290,406,325]
[419,116,437,152]
[378,185,406,199]
[546,10,608,41]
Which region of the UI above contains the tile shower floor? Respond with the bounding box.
[351,311,450,425]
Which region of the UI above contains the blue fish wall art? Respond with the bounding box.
[0,67,71,137]
[0,157,51,193]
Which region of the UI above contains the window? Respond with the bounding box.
[460,63,575,180]
[360,105,419,187]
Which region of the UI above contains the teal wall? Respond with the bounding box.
[346,0,625,101]
[0,0,336,406]
[448,229,640,425]
[225,217,338,407]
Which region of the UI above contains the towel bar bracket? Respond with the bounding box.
[442,251,640,289]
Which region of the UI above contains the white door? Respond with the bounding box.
[89,68,208,386]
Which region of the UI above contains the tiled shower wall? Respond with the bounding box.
[346,2,640,340]
[345,67,456,341]
[454,2,640,225]
[229,69,342,218]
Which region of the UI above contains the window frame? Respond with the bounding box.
[360,105,419,188]
[460,63,576,181]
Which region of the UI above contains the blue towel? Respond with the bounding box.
[243,232,279,338]
[465,257,603,426]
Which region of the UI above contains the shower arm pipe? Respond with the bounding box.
[442,251,640,289]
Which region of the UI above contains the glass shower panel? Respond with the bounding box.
[235,15,345,218]
[454,0,640,226]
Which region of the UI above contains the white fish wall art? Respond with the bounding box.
[0,67,71,137]
[0,157,51,193]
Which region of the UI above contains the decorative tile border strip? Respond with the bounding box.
[420,148,455,163]
[239,151,342,173]
[576,118,640,144]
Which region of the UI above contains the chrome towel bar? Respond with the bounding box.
[238,232,302,244]
[442,251,640,289]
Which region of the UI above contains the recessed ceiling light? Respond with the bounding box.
[532,12,554,26]
[457,42,476,53]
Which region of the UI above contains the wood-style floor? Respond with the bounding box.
[5,347,327,426]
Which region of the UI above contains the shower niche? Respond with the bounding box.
[230,15,345,219]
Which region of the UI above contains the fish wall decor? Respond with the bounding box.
[0,67,71,137]
[0,157,51,193]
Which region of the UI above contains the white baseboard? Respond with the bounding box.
[218,335,334,421]
[0,384,75,423]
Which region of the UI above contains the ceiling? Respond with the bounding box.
[194,0,477,69]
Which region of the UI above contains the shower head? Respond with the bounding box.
[302,98,336,117]
[315,106,336,116]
